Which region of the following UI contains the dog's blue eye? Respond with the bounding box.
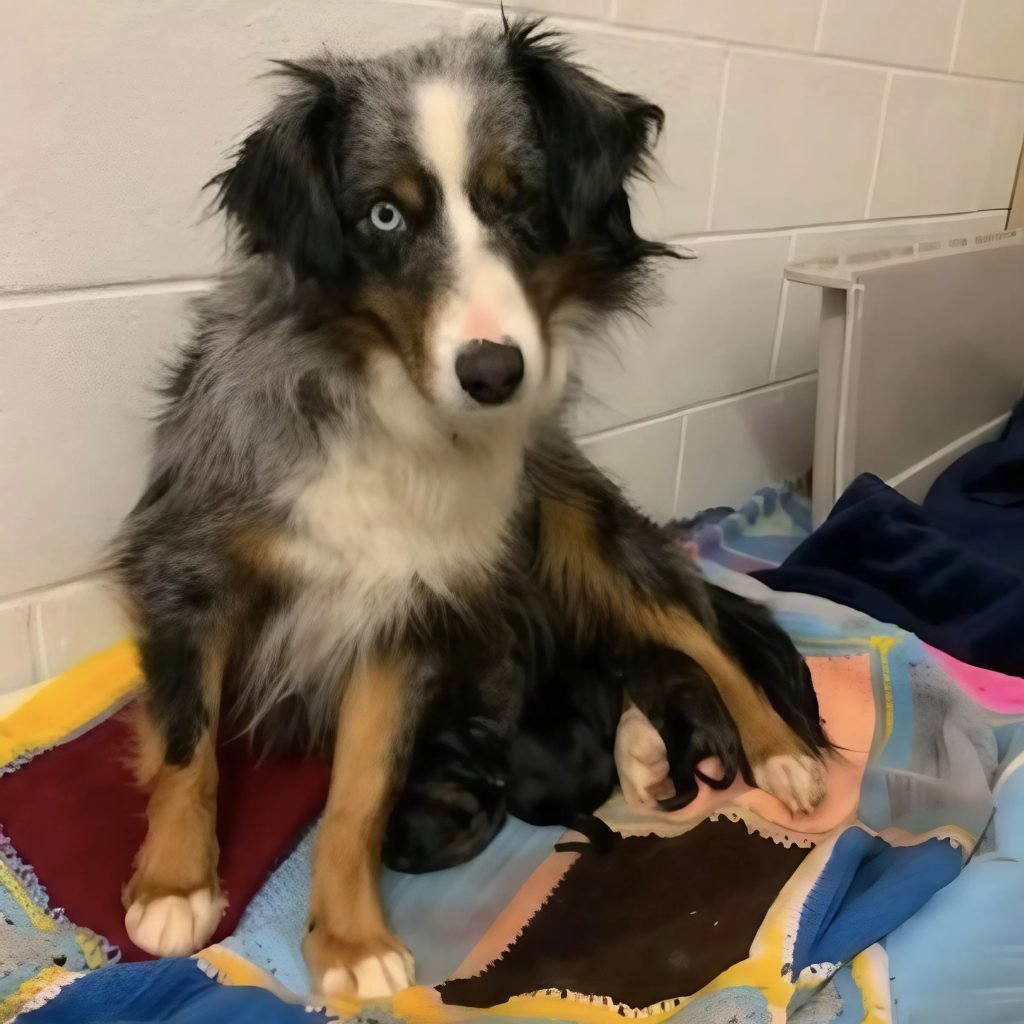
[369,201,406,233]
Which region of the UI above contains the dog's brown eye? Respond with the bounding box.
[369,200,406,233]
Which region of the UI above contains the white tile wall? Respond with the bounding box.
[613,0,822,51]
[982,86,1024,209]
[675,377,817,514]
[954,0,1024,82]
[2,0,1023,687]
[568,28,726,237]
[817,0,962,72]
[574,235,791,433]
[0,603,34,694]
[30,580,129,681]
[711,53,887,230]
[580,416,684,522]
[0,0,462,292]
[870,74,1001,219]
[499,0,612,18]
[0,289,197,596]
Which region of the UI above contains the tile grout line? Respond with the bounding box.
[948,0,967,74]
[813,0,829,52]
[704,49,733,232]
[576,372,818,445]
[1,213,1008,308]
[671,415,689,517]
[768,233,799,382]
[0,277,214,310]
[464,5,1024,87]
[670,208,1009,247]
[863,71,894,220]
[27,604,49,685]
[0,573,109,613]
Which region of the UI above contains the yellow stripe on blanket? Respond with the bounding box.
[0,640,141,770]
[0,965,80,1022]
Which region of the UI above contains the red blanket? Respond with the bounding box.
[0,706,330,959]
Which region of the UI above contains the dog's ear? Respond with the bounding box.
[210,60,347,282]
[503,17,668,260]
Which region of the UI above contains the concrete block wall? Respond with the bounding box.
[2,0,1022,689]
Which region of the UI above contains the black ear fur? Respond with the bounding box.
[209,60,347,282]
[503,15,671,262]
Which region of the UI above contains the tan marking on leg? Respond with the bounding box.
[536,494,825,813]
[123,628,228,955]
[124,723,221,903]
[127,701,167,788]
[304,655,415,999]
[535,496,628,636]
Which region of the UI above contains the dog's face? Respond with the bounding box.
[213,19,671,427]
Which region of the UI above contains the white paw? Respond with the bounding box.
[615,705,675,808]
[125,888,225,956]
[753,753,827,815]
[321,950,415,999]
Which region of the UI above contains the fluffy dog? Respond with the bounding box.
[112,17,826,999]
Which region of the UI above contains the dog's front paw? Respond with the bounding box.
[614,704,675,808]
[304,924,414,1000]
[752,752,827,815]
[124,887,225,956]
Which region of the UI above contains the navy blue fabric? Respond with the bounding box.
[20,959,332,1023]
[756,398,1024,675]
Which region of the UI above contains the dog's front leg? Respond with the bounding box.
[531,442,826,815]
[123,620,228,956]
[304,653,415,1000]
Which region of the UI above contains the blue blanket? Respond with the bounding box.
[757,398,1024,675]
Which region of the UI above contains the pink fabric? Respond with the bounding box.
[660,655,875,836]
[925,644,1024,713]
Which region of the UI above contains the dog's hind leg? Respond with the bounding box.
[530,438,826,815]
[304,653,416,1000]
[122,618,229,957]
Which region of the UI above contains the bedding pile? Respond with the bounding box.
[2,480,1023,1023]
[757,398,1024,676]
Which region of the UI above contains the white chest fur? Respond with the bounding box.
[241,427,523,727]
[278,425,522,649]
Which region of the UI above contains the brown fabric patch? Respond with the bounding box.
[439,818,809,1010]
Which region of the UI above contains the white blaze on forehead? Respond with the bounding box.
[413,79,481,284]
[411,78,553,414]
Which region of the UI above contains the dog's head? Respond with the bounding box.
[212,18,672,428]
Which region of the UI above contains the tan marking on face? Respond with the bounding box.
[346,283,433,394]
[388,172,427,216]
[304,654,411,986]
[476,151,516,203]
[523,254,591,326]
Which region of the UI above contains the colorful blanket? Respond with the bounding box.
[4,485,1023,1023]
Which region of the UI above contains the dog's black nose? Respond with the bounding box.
[455,339,524,406]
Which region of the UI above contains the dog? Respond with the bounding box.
[383,581,828,874]
[383,641,623,873]
[111,17,828,1000]
[621,583,828,811]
